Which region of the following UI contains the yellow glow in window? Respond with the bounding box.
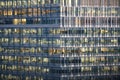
[43,58,48,63]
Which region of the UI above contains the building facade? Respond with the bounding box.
[0,0,120,80]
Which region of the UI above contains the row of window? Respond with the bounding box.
[1,17,119,25]
[51,66,119,74]
[0,17,120,26]
[61,37,119,46]
[61,77,119,80]
[0,0,60,8]
[51,56,120,64]
[0,7,60,16]
[61,0,120,6]
[0,7,120,17]
[0,64,119,74]
[0,38,61,46]
[0,47,120,55]
[0,37,119,46]
[1,74,119,80]
[1,65,49,73]
[1,55,119,64]
[0,0,119,8]
[62,17,120,26]
[50,56,120,67]
[0,74,43,80]
[61,7,120,16]
[0,18,60,25]
[1,56,48,64]
[0,28,120,36]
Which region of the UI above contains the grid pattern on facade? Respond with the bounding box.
[0,0,120,80]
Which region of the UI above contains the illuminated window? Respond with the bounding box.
[13,19,26,25]
[0,10,3,15]
[21,0,27,7]
[101,48,109,52]
[37,57,42,63]
[14,38,20,43]
[23,29,30,34]
[100,57,105,62]
[0,47,3,52]
[37,48,41,53]
[89,48,93,52]
[111,8,117,15]
[33,8,37,16]
[41,38,48,45]
[112,66,118,72]
[81,48,86,53]
[13,28,20,34]
[89,57,96,63]
[43,58,49,63]
[23,57,30,64]
[38,28,42,35]
[14,10,18,15]
[3,10,7,16]
[30,37,37,43]
[0,1,5,8]
[111,39,118,44]
[4,38,9,43]
[22,19,26,24]
[28,8,32,16]
[23,38,29,44]
[103,66,110,71]
[31,57,37,62]
[29,66,36,71]
[81,66,92,72]
[81,57,85,63]
[30,47,36,53]
[21,9,27,16]
[113,58,118,63]
[49,48,53,55]
[13,1,17,7]
[42,68,49,73]
[56,49,62,54]
[17,1,21,6]
[84,38,88,43]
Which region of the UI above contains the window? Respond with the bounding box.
[111,8,117,15]
[21,9,27,16]
[33,8,38,16]
[81,48,86,53]
[28,8,32,16]
[17,1,21,6]
[14,38,20,43]
[13,19,26,25]
[30,47,36,53]
[89,57,96,63]
[43,58,49,63]
[54,0,60,4]
[3,10,7,16]
[8,1,12,7]
[37,57,42,63]
[42,68,49,73]
[103,66,110,71]
[100,57,105,62]
[31,57,37,62]
[23,38,29,44]
[0,1,5,8]
[0,10,3,15]
[81,66,92,72]
[112,66,118,72]
[13,28,20,34]
[23,56,30,64]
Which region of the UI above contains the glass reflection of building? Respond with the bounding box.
[0,0,120,80]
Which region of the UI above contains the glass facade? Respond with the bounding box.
[0,0,120,80]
